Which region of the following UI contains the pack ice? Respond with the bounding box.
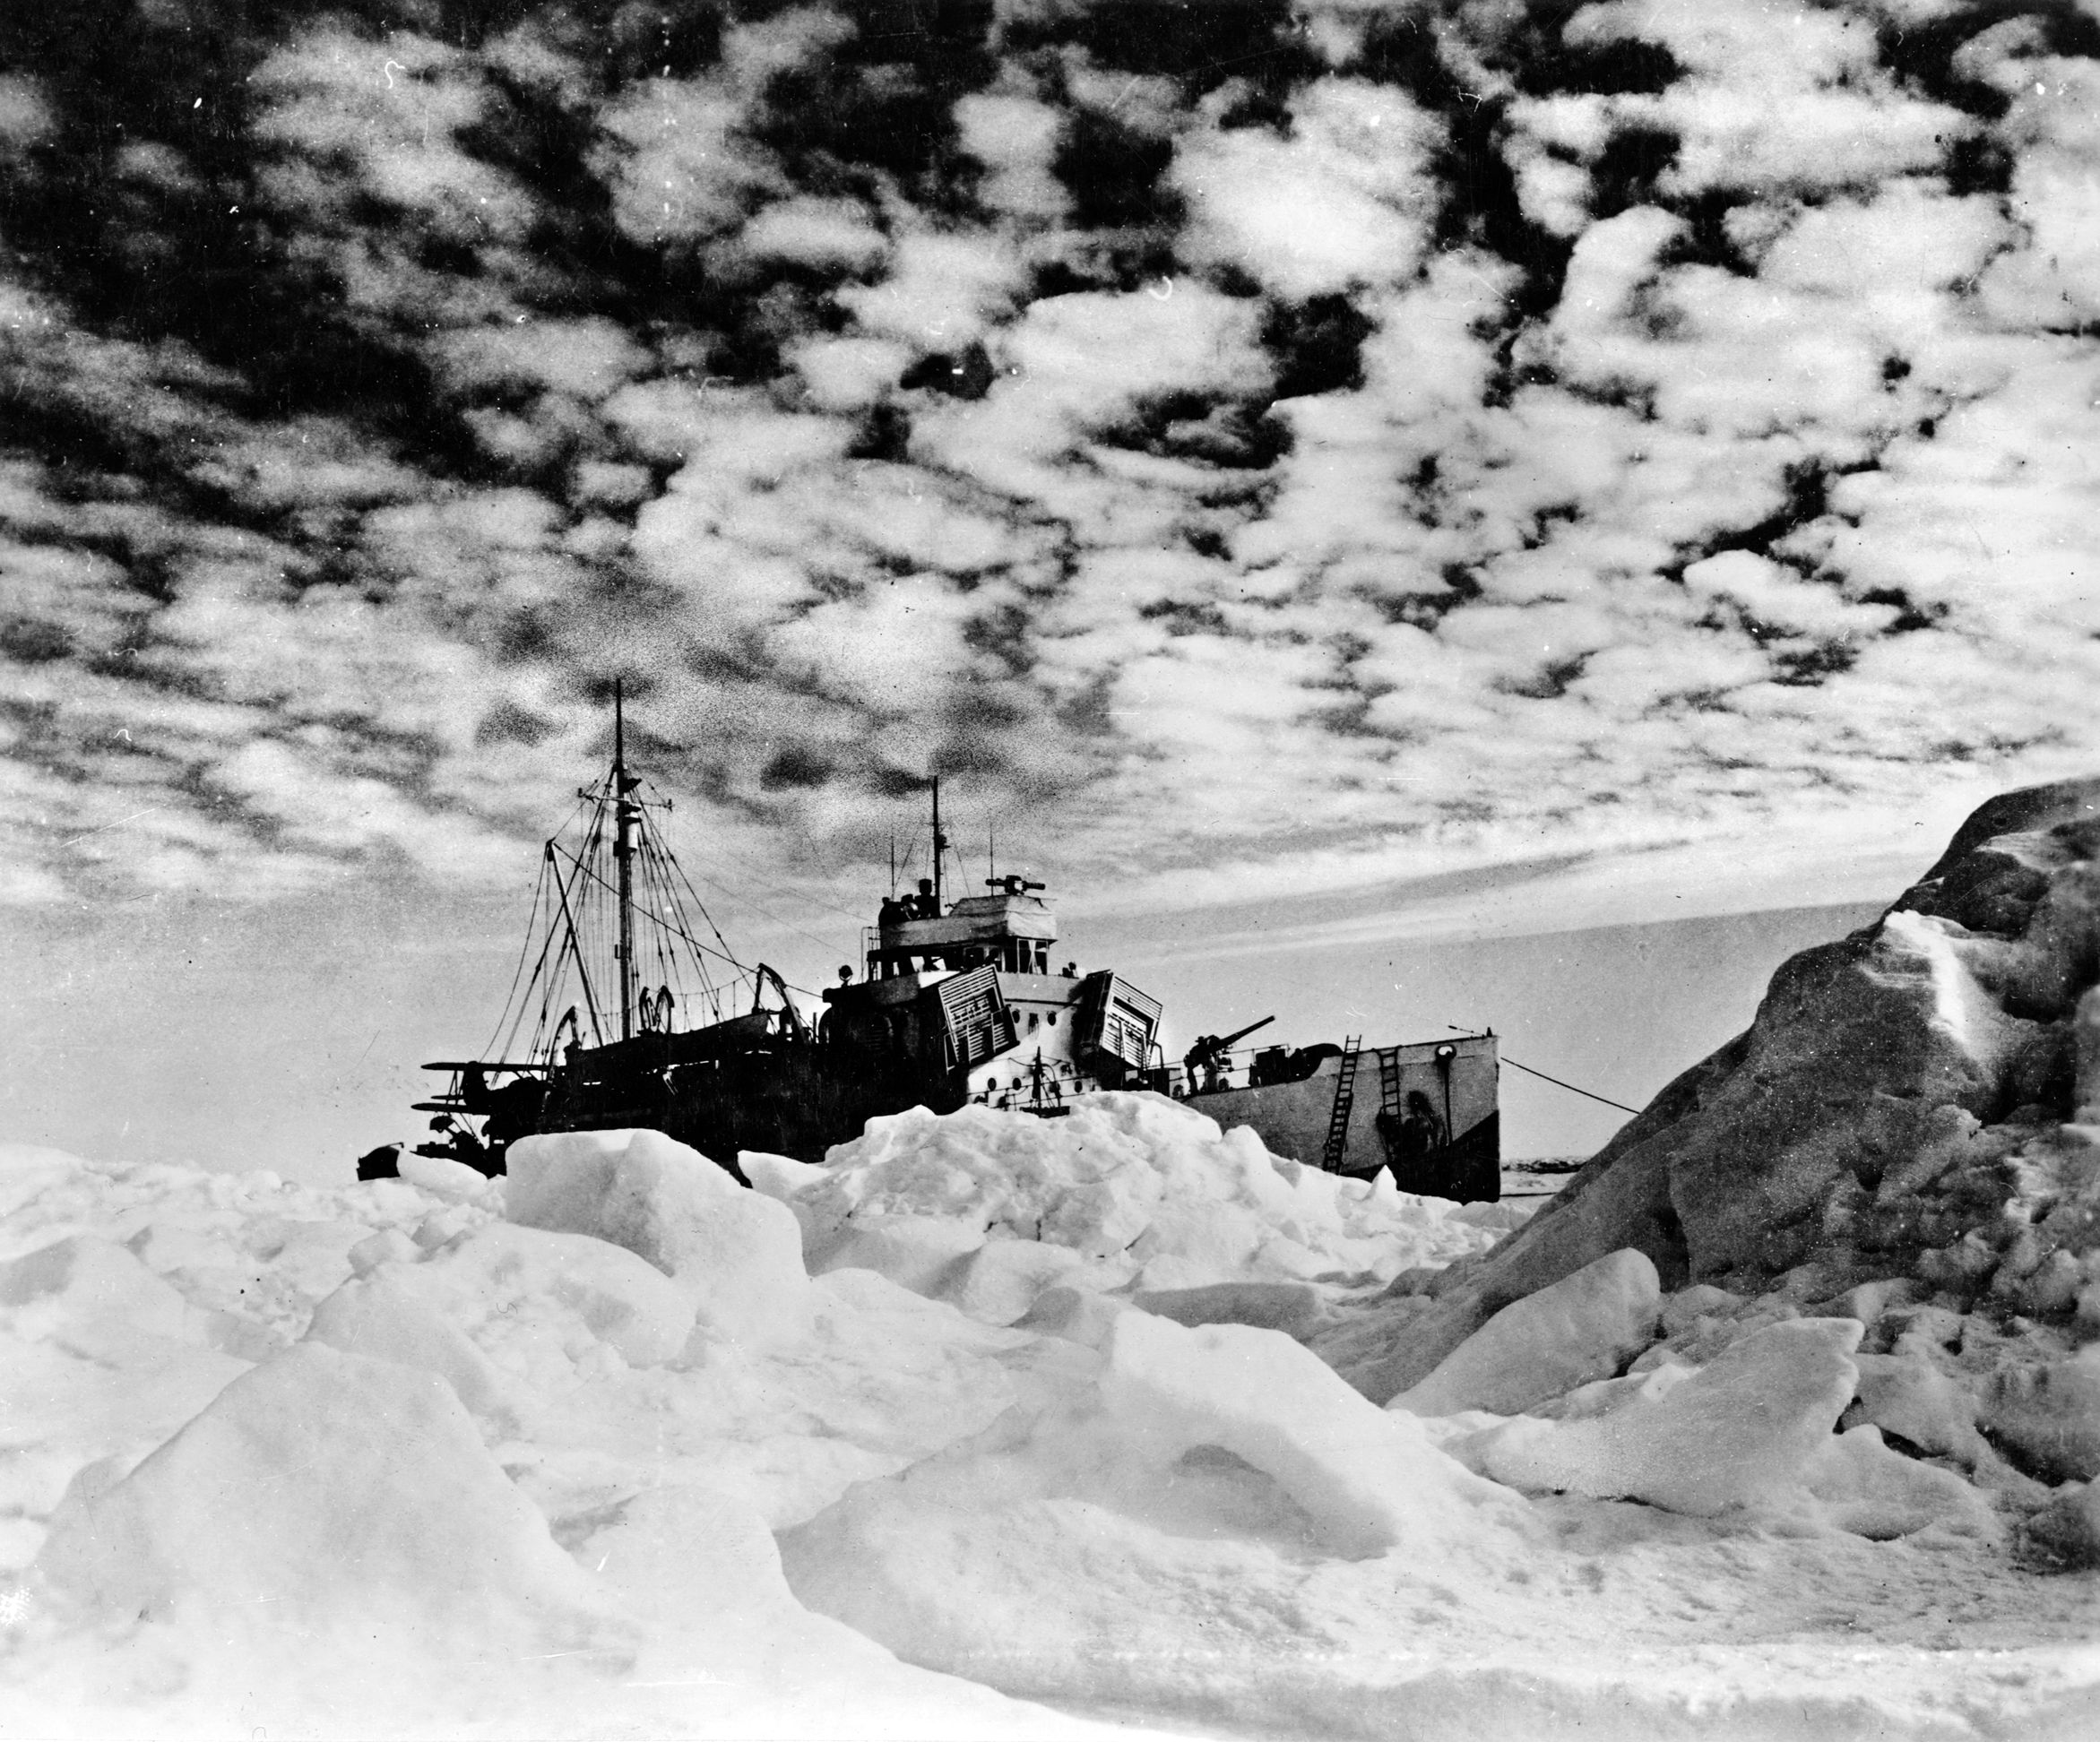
[3,780,2099,1739]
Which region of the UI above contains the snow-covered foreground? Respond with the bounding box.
[3,1096,2096,1740]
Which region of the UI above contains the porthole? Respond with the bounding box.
[1046,1013,1057,1026]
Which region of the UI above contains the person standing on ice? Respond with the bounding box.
[1381,1090,1448,1193]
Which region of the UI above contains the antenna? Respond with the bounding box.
[989,821,996,888]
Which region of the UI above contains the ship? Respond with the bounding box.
[375,690,1499,1201]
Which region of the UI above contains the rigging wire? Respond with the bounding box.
[635,815,722,1020]
[469,757,886,1064]
[492,859,564,1064]
[510,867,577,1063]
[552,841,825,1003]
[1500,1057,1639,1116]
[645,820,731,1025]
[551,844,753,977]
[704,839,875,927]
[521,777,675,1047]
[679,861,850,962]
[644,788,753,970]
[480,783,600,1064]
[549,841,607,1045]
[1447,1029,1641,1115]
[481,854,548,1062]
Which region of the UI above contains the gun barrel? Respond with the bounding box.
[1216,1014,1276,1049]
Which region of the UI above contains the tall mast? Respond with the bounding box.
[613,679,637,1042]
[930,777,946,914]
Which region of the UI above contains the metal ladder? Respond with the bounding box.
[1378,1048,1402,1118]
[1319,1037,1363,1171]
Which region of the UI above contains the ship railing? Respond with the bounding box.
[969,1044,1282,1108]
[1150,1044,1275,1099]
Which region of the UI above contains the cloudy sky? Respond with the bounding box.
[2,0,2097,1168]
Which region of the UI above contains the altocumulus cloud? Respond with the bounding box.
[0,0,2095,922]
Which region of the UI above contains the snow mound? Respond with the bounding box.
[397,1148,501,1203]
[383,1220,701,1370]
[793,1092,1503,1307]
[507,1126,812,1347]
[1013,1281,1134,1348]
[568,1482,1145,1740]
[35,1341,605,1642]
[1098,1312,1521,1558]
[779,1307,1536,1716]
[0,1143,94,1223]
[938,1238,1090,1325]
[1,1236,194,1347]
[1846,1350,1995,1470]
[304,1269,519,1424]
[2025,1479,2100,1569]
[816,1212,988,1292]
[1980,1344,2100,1482]
[1131,1279,1326,1338]
[1392,1247,1661,1418]
[1801,1424,2001,1542]
[782,1306,1528,1626]
[0,1142,1156,1739]
[1451,1318,1865,1516]
[742,1148,825,1201]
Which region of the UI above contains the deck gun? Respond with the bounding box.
[1183,1014,1275,1090]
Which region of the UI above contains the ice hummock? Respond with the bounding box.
[782,1091,1502,1300]
[3,1048,2097,1736]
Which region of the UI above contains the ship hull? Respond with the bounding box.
[532,1043,955,1173]
[1187,1035,1500,1202]
[454,1032,1498,1202]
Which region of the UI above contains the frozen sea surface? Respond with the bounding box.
[1,1103,2095,1740]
